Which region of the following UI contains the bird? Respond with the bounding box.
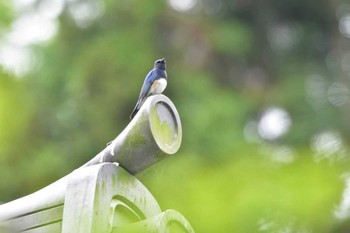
[129,58,167,119]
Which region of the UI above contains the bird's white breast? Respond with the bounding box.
[150,79,167,94]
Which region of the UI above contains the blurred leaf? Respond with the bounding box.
[211,21,253,56]
[0,2,13,30]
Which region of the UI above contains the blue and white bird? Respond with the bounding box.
[130,58,167,119]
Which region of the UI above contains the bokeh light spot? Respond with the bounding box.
[0,11,57,76]
[339,15,350,38]
[335,175,350,220]
[312,131,345,162]
[258,107,292,141]
[7,13,58,47]
[327,82,350,107]
[68,0,105,28]
[0,45,33,76]
[168,0,197,12]
[270,146,296,164]
[268,23,300,52]
[38,0,64,20]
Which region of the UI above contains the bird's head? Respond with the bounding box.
[154,58,166,70]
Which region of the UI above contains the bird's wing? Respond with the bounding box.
[129,69,159,119]
[138,69,157,100]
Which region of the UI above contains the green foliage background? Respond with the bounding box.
[1,0,350,232]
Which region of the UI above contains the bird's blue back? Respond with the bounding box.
[139,68,166,99]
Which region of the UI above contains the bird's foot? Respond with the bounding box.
[106,140,113,146]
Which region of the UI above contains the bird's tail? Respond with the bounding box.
[130,100,140,119]
[129,107,139,120]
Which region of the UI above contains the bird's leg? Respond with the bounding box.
[106,140,113,146]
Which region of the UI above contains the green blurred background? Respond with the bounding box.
[1,0,350,232]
